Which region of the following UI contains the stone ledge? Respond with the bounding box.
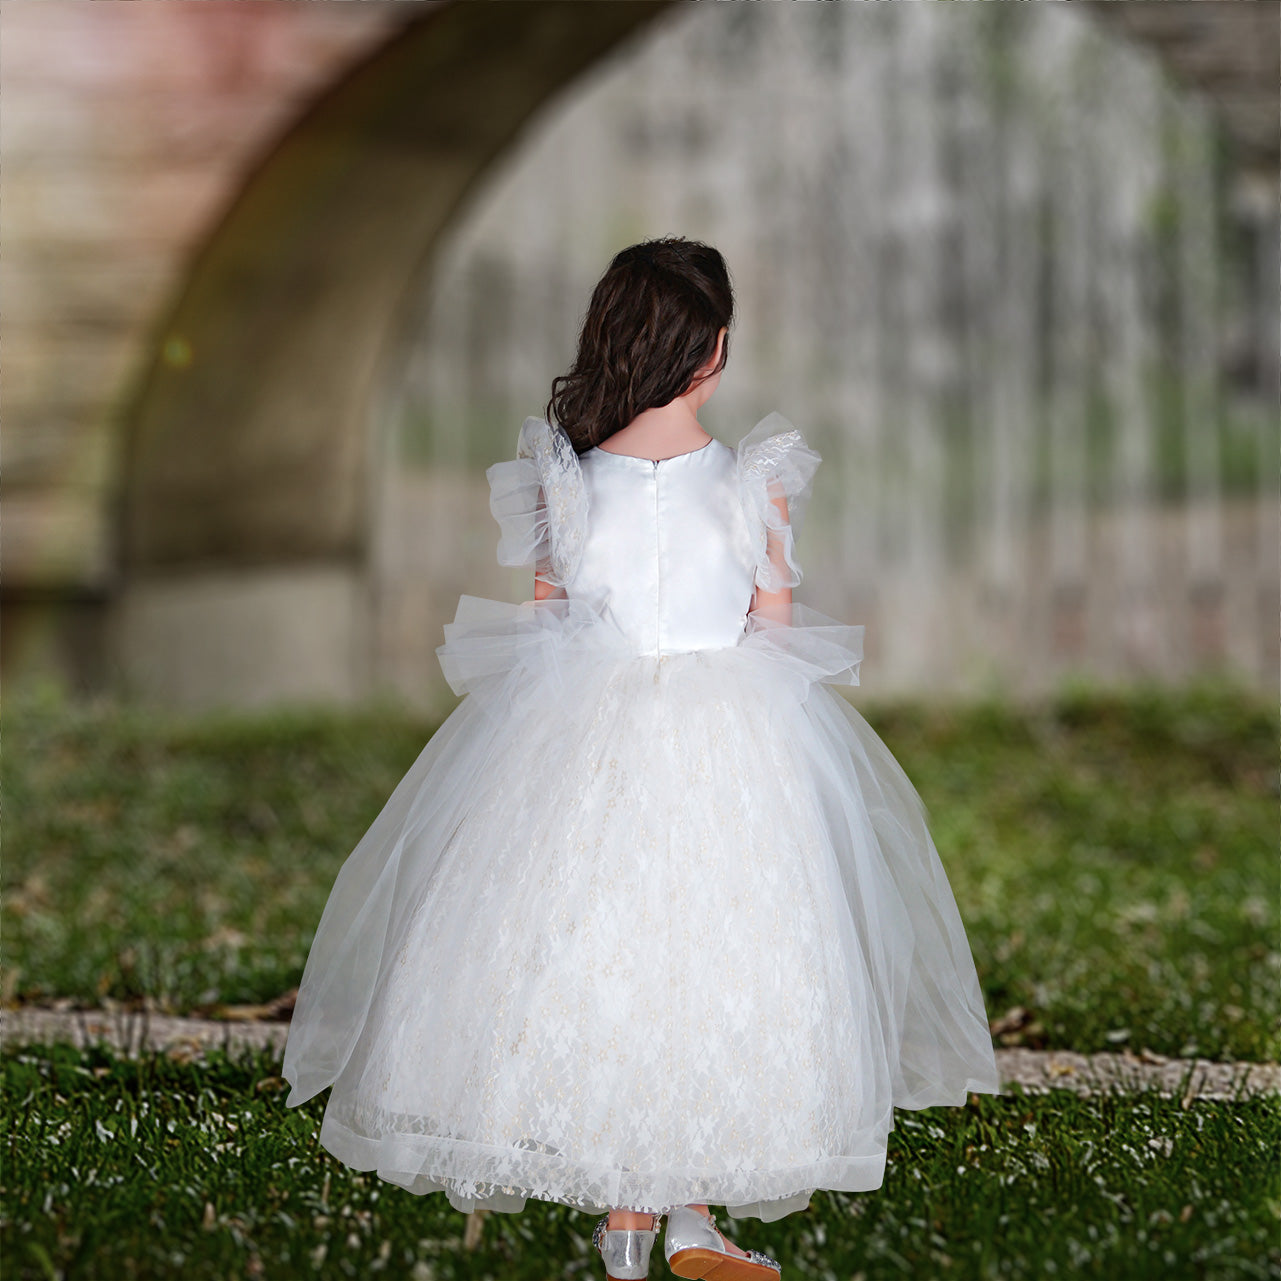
[3,1007,1276,1102]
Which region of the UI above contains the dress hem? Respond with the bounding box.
[317,1111,891,1219]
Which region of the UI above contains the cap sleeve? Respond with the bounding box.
[735,411,822,593]
[485,415,589,588]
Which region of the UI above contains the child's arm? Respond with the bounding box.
[750,485,793,623]
[529,485,567,601]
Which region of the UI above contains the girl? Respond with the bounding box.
[282,237,1001,1280]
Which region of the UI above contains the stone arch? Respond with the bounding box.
[111,0,673,708]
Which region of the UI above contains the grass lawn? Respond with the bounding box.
[2,677,1276,1060]
[2,1038,1277,1281]
[1,677,1277,1278]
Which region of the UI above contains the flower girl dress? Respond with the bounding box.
[281,411,1001,1223]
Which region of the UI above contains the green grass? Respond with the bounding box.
[2,680,1276,1278]
[871,678,1280,1062]
[2,676,1275,1062]
[2,1038,1277,1280]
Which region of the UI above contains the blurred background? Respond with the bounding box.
[2,0,1277,714]
[3,9,1278,1272]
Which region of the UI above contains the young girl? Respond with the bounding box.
[282,237,1001,1280]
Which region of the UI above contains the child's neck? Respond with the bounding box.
[601,401,711,457]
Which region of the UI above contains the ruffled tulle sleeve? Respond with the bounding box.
[735,411,822,594]
[485,415,589,588]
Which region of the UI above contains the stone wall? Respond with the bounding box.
[2,0,1273,707]
[1,0,415,685]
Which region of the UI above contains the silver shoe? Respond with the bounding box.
[664,1205,782,1278]
[592,1210,662,1280]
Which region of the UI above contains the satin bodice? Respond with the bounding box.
[568,439,758,655]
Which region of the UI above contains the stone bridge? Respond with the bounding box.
[2,0,1274,707]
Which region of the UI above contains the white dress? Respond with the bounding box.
[281,412,1001,1223]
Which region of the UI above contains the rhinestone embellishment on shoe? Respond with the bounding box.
[664,1207,782,1277]
[708,1212,781,1271]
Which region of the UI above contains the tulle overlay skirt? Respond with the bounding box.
[282,595,1001,1221]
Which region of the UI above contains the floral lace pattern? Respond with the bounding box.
[735,412,822,594]
[316,644,906,1218]
[486,416,589,589]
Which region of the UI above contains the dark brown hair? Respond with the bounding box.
[546,236,734,452]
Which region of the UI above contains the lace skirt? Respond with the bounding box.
[281,595,1001,1220]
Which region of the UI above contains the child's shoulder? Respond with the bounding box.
[487,416,589,587]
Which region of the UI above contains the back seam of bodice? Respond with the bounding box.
[570,439,756,657]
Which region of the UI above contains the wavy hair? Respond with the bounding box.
[546,237,734,452]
